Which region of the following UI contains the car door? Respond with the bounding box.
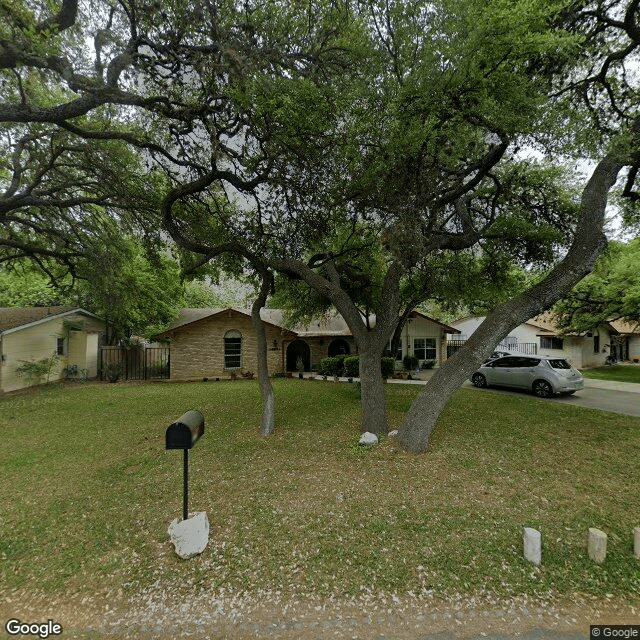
[512,357,541,388]
[488,356,520,387]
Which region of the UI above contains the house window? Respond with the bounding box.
[56,337,67,356]
[540,336,564,350]
[414,338,437,361]
[224,330,242,369]
[594,334,600,353]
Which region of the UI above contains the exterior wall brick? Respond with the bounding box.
[165,309,455,379]
[301,337,357,370]
[168,310,294,380]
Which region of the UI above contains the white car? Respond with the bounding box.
[471,355,584,397]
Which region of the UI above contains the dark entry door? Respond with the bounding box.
[286,340,311,372]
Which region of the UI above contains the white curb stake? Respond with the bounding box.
[523,527,541,566]
[587,528,607,563]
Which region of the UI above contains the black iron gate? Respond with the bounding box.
[100,347,170,380]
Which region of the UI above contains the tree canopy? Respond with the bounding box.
[1,0,639,451]
[0,236,184,343]
[555,238,640,332]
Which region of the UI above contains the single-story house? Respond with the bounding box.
[608,320,640,362]
[0,306,105,392]
[155,308,460,380]
[447,313,630,369]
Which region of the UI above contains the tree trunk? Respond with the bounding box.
[358,347,389,435]
[251,273,276,436]
[390,301,418,358]
[398,154,625,453]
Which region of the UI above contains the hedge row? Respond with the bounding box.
[317,355,396,378]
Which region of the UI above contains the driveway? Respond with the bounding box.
[384,371,640,419]
[458,377,640,418]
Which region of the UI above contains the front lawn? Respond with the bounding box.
[1,380,639,611]
[581,364,640,383]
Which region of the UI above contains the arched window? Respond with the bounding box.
[224,330,242,369]
[328,338,350,357]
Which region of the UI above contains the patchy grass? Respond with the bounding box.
[1,379,639,605]
[581,364,640,383]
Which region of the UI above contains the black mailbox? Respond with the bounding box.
[166,410,204,450]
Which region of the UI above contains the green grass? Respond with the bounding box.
[581,364,640,383]
[1,379,639,605]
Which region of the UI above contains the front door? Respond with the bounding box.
[286,340,311,372]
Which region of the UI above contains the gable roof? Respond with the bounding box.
[448,314,551,334]
[0,307,103,334]
[609,319,640,335]
[450,312,626,337]
[155,308,298,337]
[158,307,461,339]
[410,311,461,334]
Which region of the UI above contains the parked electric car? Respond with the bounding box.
[471,355,584,397]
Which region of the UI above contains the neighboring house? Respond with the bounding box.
[447,314,622,369]
[155,308,460,380]
[608,320,640,362]
[0,307,105,392]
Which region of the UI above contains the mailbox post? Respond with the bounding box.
[165,410,204,521]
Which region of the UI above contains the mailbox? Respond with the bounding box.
[165,410,205,522]
[166,410,204,450]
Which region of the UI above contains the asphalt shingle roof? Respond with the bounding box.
[0,306,77,333]
[159,307,460,338]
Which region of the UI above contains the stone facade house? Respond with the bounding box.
[0,307,105,392]
[156,308,460,380]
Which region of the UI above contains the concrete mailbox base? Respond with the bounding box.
[168,511,209,559]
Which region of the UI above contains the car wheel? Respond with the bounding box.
[532,380,553,398]
[472,373,487,388]
[563,390,576,396]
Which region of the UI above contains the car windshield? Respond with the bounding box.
[549,359,571,369]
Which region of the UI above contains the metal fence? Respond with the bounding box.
[497,341,538,355]
[99,347,170,381]
[447,340,467,358]
[447,340,538,358]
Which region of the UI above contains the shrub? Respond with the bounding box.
[321,354,401,378]
[16,354,59,386]
[146,362,168,378]
[403,354,419,371]
[334,354,347,372]
[381,357,395,378]
[318,356,346,377]
[63,364,88,381]
[316,357,331,377]
[344,355,360,377]
[421,359,436,369]
[102,362,123,383]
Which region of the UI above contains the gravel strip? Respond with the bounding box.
[2,586,638,639]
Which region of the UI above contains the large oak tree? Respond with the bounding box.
[1,0,639,451]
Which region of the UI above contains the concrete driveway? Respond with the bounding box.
[461,377,640,418]
[385,371,640,419]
